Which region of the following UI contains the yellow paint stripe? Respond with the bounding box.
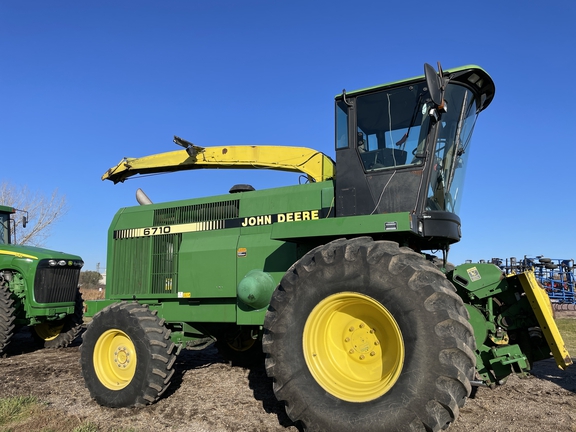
[515,270,573,369]
[115,220,226,239]
[0,250,38,260]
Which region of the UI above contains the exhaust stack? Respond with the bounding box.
[136,188,153,205]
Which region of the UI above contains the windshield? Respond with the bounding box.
[355,82,431,171]
[0,213,9,245]
[427,83,478,214]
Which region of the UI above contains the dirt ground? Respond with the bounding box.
[1,314,575,432]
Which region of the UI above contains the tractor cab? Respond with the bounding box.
[334,64,495,250]
[0,205,15,245]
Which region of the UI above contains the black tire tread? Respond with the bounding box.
[263,237,475,432]
[80,301,176,408]
[0,283,16,354]
[32,291,84,349]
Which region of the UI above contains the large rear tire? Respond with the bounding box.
[0,284,16,355]
[32,291,84,348]
[263,238,476,432]
[426,253,455,273]
[80,302,176,408]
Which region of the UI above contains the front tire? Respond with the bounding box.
[0,284,16,354]
[80,302,176,408]
[263,238,476,432]
[32,291,84,348]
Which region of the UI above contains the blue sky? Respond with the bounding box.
[1,1,575,272]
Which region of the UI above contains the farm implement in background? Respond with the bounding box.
[483,256,576,309]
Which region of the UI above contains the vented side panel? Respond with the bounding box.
[111,237,150,295]
[151,234,181,294]
[154,200,239,225]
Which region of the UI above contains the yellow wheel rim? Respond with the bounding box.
[227,329,257,352]
[303,292,404,402]
[229,337,256,352]
[93,329,137,390]
[34,322,64,341]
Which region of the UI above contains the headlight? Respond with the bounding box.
[47,259,83,268]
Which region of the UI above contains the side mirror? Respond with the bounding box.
[22,215,27,228]
[424,62,443,107]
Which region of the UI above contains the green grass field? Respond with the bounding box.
[0,394,101,432]
[557,318,576,353]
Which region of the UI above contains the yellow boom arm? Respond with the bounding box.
[102,137,335,184]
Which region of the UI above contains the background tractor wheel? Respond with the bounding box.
[215,325,263,366]
[0,284,16,355]
[539,258,552,264]
[80,301,176,408]
[263,237,476,432]
[32,291,84,348]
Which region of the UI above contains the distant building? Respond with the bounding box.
[98,270,106,286]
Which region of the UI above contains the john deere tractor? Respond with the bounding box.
[80,63,572,431]
[0,205,84,354]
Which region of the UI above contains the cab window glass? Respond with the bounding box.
[426,84,478,214]
[336,101,349,149]
[0,214,9,244]
[356,82,430,171]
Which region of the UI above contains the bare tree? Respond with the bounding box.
[0,181,68,246]
[80,271,102,288]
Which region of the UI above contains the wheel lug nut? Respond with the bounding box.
[349,349,354,354]
[344,337,350,342]
[370,351,376,356]
[349,326,354,332]
[359,323,365,328]
[374,341,380,345]
[370,329,374,334]
[359,355,365,360]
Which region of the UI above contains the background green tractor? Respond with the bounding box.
[0,204,84,354]
[80,63,571,431]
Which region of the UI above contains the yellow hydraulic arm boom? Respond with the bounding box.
[102,136,335,184]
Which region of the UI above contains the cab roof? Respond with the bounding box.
[336,64,495,112]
